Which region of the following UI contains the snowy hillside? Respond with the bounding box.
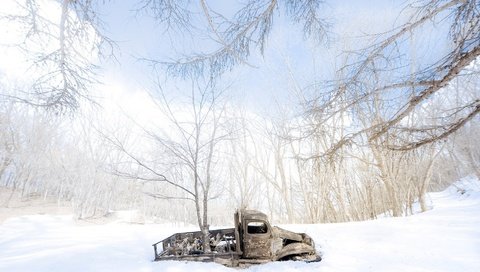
[1,177,479,272]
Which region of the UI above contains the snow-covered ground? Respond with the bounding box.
[1,177,479,272]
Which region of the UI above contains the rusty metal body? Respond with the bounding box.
[152,209,321,267]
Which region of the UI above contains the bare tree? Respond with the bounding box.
[1,0,113,113]
[106,80,230,252]
[225,110,263,211]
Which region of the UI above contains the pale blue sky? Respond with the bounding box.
[95,0,412,116]
[0,0,453,117]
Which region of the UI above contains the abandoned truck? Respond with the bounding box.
[152,209,321,267]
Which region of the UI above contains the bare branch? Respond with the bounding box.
[1,0,115,114]
[143,0,328,78]
[305,0,480,155]
[387,100,480,151]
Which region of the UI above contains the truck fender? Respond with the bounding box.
[274,242,316,261]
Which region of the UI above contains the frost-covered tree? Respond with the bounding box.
[1,0,112,113]
[106,80,230,251]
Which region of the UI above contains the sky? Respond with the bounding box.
[0,0,450,120]
[92,0,407,117]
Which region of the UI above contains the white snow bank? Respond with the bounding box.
[305,176,480,272]
[1,178,479,272]
[443,175,480,197]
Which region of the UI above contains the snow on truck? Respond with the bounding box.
[152,209,322,267]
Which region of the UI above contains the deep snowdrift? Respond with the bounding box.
[1,177,479,272]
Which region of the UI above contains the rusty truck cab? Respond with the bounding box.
[235,210,273,259]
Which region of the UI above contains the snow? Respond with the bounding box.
[1,178,479,272]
